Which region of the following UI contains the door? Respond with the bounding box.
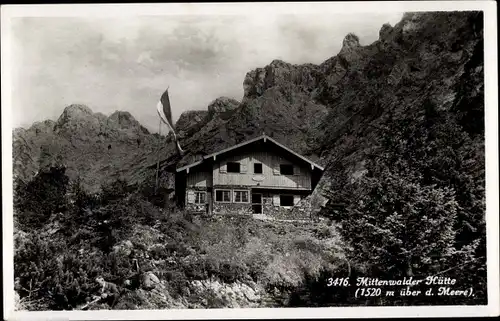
[252,193,262,214]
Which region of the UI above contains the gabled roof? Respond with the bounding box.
[176,134,325,173]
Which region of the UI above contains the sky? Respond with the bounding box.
[10,12,403,132]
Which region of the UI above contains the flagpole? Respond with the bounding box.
[154,117,162,194]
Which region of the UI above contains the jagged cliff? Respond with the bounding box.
[13,104,158,192]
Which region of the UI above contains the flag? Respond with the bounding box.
[158,88,174,129]
[156,87,184,155]
[156,87,175,133]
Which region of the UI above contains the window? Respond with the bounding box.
[234,190,249,203]
[227,162,241,173]
[280,195,294,206]
[194,192,206,204]
[280,164,294,175]
[215,190,231,202]
[253,163,263,174]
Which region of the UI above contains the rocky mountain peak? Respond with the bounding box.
[342,33,361,50]
[55,104,95,126]
[269,59,291,68]
[60,104,93,118]
[109,110,133,120]
[379,23,393,40]
[207,97,240,118]
[54,104,102,135]
[108,111,144,131]
[176,110,209,138]
[243,59,320,101]
[338,32,365,64]
[399,12,427,37]
[30,120,56,134]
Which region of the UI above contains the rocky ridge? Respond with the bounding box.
[13,104,157,192]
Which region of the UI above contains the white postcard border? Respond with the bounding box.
[2,1,498,320]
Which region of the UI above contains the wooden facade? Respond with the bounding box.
[176,134,324,218]
[212,150,311,190]
[186,170,212,188]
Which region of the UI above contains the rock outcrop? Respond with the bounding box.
[243,59,320,100]
[339,33,362,62]
[175,110,209,138]
[207,97,240,119]
[13,104,158,192]
[189,279,263,308]
[141,272,161,290]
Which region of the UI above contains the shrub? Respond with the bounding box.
[294,237,323,254]
[15,234,100,310]
[99,178,134,205]
[315,227,330,239]
[164,270,190,298]
[322,100,486,304]
[130,195,165,226]
[183,259,209,280]
[263,256,304,289]
[69,176,100,215]
[242,238,272,281]
[139,183,171,208]
[342,170,459,277]
[14,230,140,311]
[14,165,70,230]
[218,261,249,284]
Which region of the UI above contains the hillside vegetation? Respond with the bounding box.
[14,170,346,310]
[318,11,486,303]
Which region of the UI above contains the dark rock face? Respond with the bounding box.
[207,97,240,119]
[311,11,484,215]
[174,11,485,217]
[176,110,210,138]
[108,111,150,134]
[54,104,107,140]
[13,105,158,192]
[379,23,393,40]
[243,60,321,101]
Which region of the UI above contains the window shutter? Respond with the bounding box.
[224,190,231,202]
[273,195,280,206]
[219,162,227,173]
[240,163,247,173]
[293,195,301,205]
[187,191,195,204]
[273,162,280,175]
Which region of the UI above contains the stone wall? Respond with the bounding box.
[262,193,312,220]
[289,196,313,220]
[211,185,252,215]
[185,185,313,220]
[213,202,252,215]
